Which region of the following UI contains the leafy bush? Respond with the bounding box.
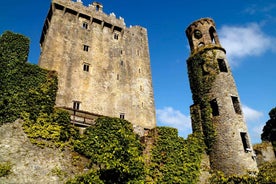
[147,127,205,184]
[69,117,145,184]
[0,162,12,177]
[22,109,78,148]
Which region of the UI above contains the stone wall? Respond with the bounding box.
[254,142,276,166]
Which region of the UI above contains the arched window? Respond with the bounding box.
[209,27,218,44]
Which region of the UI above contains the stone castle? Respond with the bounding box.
[39,0,259,177]
[186,18,258,175]
[38,0,156,133]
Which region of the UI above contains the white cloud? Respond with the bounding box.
[242,105,263,122]
[242,105,265,143]
[219,23,274,66]
[156,107,192,137]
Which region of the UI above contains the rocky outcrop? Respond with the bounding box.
[0,120,88,184]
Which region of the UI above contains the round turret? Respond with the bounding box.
[186,18,221,53]
[185,18,258,176]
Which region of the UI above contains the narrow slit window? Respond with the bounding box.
[240,132,251,152]
[218,58,228,72]
[83,63,90,72]
[120,113,125,119]
[83,45,89,52]
[120,60,124,66]
[209,27,217,44]
[114,33,119,40]
[73,101,81,110]
[82,22,88,29]
[96,5,100,11]
[210,99,219,116]
[231,96,242,114]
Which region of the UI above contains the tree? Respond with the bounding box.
[261,107,276,154]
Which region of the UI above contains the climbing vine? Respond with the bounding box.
[68,117,145,184]
[187,46,221,153]
[0,31,76,148]
[147,127,205,183]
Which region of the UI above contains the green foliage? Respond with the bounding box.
[187,48,219,153]
[0,30,77,148]
[22,109,78,148]
[209,161,276,184]
[147,127,205,184]
[257,161,276,183]
[67,169,104,184]
[0,31,58,125]
[0,31,29,63]
[70,117,145,184]
[51,166,68,180]
[0,162,12,177]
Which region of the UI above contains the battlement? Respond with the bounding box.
[52,0,126,26]
[40,0,148,46]
[186,18,221,53]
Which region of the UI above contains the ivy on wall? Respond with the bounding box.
[147,127,205,184]
[68,117,145,184]
[0,31,58,124]
[187,47,220,153]
[0,31,76,148]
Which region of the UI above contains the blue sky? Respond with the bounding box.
[1,0,276,144]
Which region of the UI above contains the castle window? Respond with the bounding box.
[209,27,218,44]
[83,45,89,52]
[114,33,119,40]
[137,50,140,56]
[96,5,100,11]
[231,96,242,114]
[83,63,90,72]
[73,101,81,110]
[217,59,228,72]
[120,60,124,66]
[194,30,202,39]
[82,22,88,29]
[117,74,120,80]
[120,113,125,119]
[210,99,219,116]
[240,132,251,152]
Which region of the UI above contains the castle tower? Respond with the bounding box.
[185,18,258,175]
[38,0,156,132]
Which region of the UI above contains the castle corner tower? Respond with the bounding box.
[38,0,156,133]
[185,18,258,175]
